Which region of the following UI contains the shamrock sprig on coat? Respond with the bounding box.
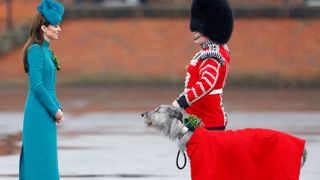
[51,52,61,71]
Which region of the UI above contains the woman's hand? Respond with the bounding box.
[172,100,180,108]
[55,109,63,123]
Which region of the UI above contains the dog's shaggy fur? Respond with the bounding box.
[142,105,307,169]
[142,105,192,152]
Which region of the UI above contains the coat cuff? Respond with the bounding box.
[177,95,189,109]
[51,107,60,117]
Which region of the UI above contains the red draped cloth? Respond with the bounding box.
[186,126,305,180]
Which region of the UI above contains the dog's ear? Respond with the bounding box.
[181,111,188,123]
[176,110,183,121]
[168,105,184,121]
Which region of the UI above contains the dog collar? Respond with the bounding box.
[181,126,189,134]
[178,126,189,138]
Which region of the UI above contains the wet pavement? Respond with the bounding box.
[0,111,320,180]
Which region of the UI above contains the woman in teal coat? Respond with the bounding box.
[19,1,64,179]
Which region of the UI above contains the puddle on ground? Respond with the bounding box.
[0,132,21,156]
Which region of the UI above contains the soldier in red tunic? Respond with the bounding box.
[172,0,234,130]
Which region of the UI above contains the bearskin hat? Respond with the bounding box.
[190,0,234,44]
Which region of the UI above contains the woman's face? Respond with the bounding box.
[193,32,209,45]
[42,24,61,41]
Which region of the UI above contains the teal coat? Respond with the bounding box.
[19,40,61,180]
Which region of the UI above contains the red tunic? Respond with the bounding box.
[177,41,230,128]
[186,126,305,180]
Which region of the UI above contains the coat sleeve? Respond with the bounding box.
[177,58,221,109]
[54,96,62,110]
[27,44,59,117]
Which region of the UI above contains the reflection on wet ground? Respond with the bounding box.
[0,133,21,156]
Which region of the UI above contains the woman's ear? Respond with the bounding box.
[41,25,47,33]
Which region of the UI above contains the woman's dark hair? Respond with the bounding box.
[22,13,49,73]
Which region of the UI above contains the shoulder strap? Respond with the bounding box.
[195,42,226,65]
[197,50,225,65]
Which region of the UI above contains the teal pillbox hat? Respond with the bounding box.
[37,0,64,25]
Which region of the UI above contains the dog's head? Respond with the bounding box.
[142,105,193,151]
[141,105,185,139]
[142,105,184,128]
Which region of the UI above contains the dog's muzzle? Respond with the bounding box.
[141,112,153,126]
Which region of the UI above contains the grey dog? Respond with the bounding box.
[142,105,191,152]
[142,105,307,169]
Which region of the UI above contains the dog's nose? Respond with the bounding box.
[141,112,147,117]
